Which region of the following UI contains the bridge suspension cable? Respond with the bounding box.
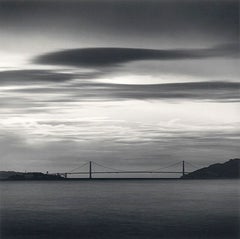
[184,161,201,169]
[68,161,89,173]
[151,161,183,172]
[92,161,129,172]
[90,160,183,173]
[63,160,197,178]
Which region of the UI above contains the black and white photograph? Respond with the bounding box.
[0,0,239,238]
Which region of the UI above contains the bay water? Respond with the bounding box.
[0,179,239,239]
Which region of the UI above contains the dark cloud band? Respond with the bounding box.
[0,70,74,85]
[1,68,239,102]
[34,44,239,68]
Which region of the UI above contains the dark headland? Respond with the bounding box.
[0,171,64,180]
[181,158,240,179]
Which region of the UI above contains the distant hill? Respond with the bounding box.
[182,159,240,179]
[0,171,64,180]
[0,171,22,180]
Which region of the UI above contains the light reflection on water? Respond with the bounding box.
[0,179,239,239]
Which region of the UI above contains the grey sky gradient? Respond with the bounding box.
[0,0,238,53]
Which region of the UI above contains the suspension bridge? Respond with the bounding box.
[56,161,199,179]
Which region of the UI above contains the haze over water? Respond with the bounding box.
[1,179,239,239]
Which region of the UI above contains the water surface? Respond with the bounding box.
[0,179,239,239]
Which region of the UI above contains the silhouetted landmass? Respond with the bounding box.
[0,171,64,180]
[182,159,240,179]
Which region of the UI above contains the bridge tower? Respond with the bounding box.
[182,160,185,177]
[89,161,92,179]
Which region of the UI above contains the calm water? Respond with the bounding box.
[0,179,239,239]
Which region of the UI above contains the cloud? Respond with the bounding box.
[1,117,239,143]
[34,44,239,68]
[98,81,240,102]
[0,70,75,85]
[0,69,239,106]
[0,118,239,172]
[2,73,240,102]
[0,0,239,172]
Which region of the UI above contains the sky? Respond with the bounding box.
[0,0,239,176]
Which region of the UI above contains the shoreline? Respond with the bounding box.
[0,177,239,181]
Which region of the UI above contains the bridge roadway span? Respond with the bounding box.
[55,161,198,179]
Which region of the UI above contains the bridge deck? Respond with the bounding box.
[62,171,191,174]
